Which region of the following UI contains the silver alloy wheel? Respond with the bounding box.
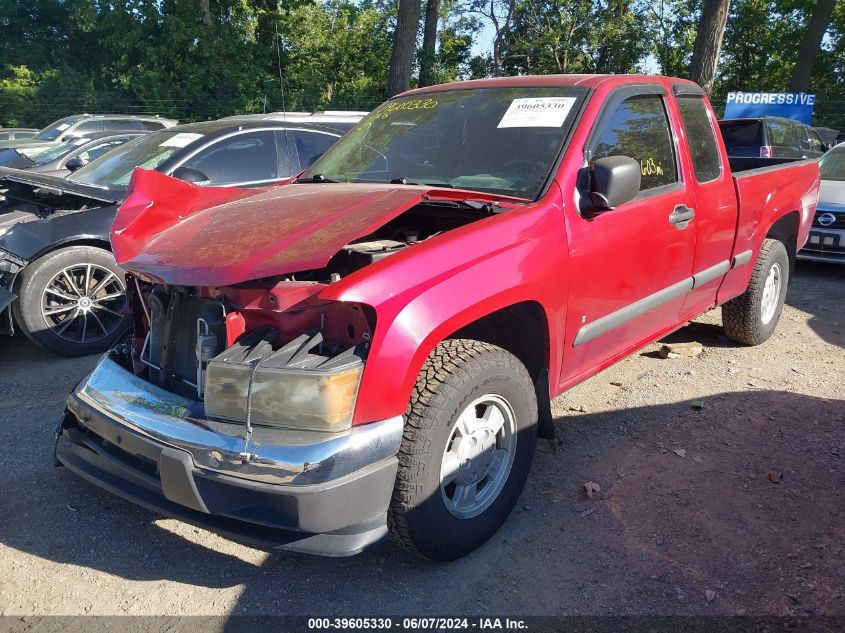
[40,263,127,344]
[440,394,517,519]
[760,262,782,325]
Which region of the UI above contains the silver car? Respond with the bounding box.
[799,143,845,264]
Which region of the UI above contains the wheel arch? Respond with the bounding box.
[449,301,549,383]
[28,237,113,265]
[13,237,114,296]
[353,287,559,430]
[449,301,555,439]
[765,210,800,279]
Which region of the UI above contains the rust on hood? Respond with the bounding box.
[112,169,439,286]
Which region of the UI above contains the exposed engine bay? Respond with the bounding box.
[0,180,108,219]
[126,199,500,432]
[291,199,503,281]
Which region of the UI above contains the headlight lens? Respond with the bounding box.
[203,329,365,433]
[249,364,363,432]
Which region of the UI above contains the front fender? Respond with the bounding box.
[321,192,569,424]
[0,204,117,262]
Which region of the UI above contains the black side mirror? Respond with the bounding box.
[172,167,211,185]
[65,157,85,173]
[589,155,641,209]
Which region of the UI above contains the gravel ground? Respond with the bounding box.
[0,261,842,618]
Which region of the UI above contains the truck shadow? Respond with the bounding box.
[1,388,842,616]
[789,261,845,349]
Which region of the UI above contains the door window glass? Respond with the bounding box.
[181,130,279,185]
[71,120,105,135]
[590,95,678,191]
[106,119,144,131]
[677,96,722,183]
[293,131,339,169]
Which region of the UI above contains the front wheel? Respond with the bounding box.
[388,339,538,561]
[13,246,130,356]
[722,238,789,346]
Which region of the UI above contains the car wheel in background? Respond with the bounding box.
[13,245,130,356]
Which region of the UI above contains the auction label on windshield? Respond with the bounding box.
[160,132,204,148]
[497,97,576,128]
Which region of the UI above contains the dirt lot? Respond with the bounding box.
[0,261,842,618]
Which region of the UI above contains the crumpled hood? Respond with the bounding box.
[112,169,438,286]
[0,167,121,204]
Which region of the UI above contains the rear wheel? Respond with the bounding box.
[13,246,130,356]
[722,238,789,346]
[388,339,538,561]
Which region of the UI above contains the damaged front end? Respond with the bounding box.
[133,280,372,436]
[56,169,515,554]
[57,280,403,555]
[56,278,403,555]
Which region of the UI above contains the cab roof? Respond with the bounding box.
[399,74,701,97]
[167,118,352,136]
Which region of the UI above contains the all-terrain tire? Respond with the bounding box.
[388,339,538,561]
[13,246,130,356]
[722,238,789,346]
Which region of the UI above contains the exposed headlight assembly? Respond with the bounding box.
[0,248,27,275]
[204,326,365,433]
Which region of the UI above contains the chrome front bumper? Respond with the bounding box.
[71,354,404,486]
[57,353,404,554]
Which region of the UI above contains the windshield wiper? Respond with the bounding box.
[390,177,455,188]
[420,198,506,214]
[65,178,110,190]
[295,173,342,184]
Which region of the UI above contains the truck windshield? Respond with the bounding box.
[820,146,845,181]
[300,86,586,200]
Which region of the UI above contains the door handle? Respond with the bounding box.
[669,204,695,229]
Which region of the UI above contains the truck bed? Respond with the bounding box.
[727,155,804,174]
[717,158,819,304]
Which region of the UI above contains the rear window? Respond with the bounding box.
[719,121,762,152]
[804,129,824,154]
[767,119,802,148]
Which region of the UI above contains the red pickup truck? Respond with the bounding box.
[56,75,820,561]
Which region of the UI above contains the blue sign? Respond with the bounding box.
[723,92,816,124]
